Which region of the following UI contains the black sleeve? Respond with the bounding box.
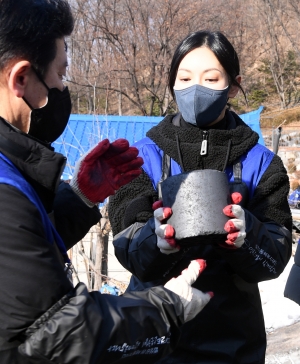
[213,155,293,283]
[109,171,186,281]
[108,170,158,236]
[284,243,300,304]
[19,283,184,364]
[0,184,73,348]
[247,154,292,231]
[53,182,101,250]
[113,220,187,282]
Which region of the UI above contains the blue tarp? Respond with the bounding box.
[289,187,300,209]
[99,283,120,296]
[53,107,265,180]
[239,106,264,146]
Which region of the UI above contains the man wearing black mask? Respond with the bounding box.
[26,65,72,144]
[0,1,213,363]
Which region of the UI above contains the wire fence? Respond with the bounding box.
[262,128,300,149]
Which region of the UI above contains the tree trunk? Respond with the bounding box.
[93,224,103,291]
[101,234,108,278]
[118,79,122,116]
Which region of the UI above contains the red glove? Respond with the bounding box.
[70,139,143,206]
[164,259,213,322]
[222,192,246,248]
[153,200,180,254]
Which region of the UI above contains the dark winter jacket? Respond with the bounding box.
[285,242,300,304]
[0,117,186,364]
[108,111,293,364]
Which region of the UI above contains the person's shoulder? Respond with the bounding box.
[132,137,162,157]
[242,141,275,164]
[250,142,274,156]
[243,143,275,179]
[132,136,156,148]
[132,138,162,176]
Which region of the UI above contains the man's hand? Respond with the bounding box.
[70,139,143,207]
[153,200,180,254]
[223,192,246,248]
[164,259,213,322]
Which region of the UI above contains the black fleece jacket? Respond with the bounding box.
[108,111,292,364]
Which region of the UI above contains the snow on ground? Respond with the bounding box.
[259,245,300,333]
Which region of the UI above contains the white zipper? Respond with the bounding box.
[200,131,208,156]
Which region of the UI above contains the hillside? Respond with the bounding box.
[260,106,300,128]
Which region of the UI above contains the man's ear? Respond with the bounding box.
[228,75,242,98]
[8,61,32,98]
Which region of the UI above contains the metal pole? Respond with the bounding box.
[272,126,282,155]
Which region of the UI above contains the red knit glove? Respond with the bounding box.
[222,192,246,248]
[70,139,143,206]
[153,200,180,254]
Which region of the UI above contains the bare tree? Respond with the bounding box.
[249,0,300,109]
[66,0,300,115]
[71,204,111,291]
[68,0,228,115]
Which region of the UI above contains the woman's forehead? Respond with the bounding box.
[178,47,223,72]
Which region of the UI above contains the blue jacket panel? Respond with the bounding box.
[0,152,69,263]
[134,137,274,200]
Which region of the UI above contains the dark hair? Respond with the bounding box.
[168,30,246,100]
[0,0,74,76]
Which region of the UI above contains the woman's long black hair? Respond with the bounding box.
[168,30,246,100]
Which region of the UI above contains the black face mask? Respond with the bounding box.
[24,68,72,143]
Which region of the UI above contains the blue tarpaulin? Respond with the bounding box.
[53,107,265,180]
[239,106,264,146]
[100,283,120,296]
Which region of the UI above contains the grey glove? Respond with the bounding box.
[153,200,180,254]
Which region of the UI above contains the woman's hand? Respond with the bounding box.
[153,200,180,254]
[223,192,246,248]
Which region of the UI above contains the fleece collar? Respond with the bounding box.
[146,110,259,171]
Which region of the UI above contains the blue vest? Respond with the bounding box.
[133,137,274,200]
[0,152,70,263]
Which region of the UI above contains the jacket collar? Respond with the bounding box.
[146,110,259,171]
[0,117,66,194]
